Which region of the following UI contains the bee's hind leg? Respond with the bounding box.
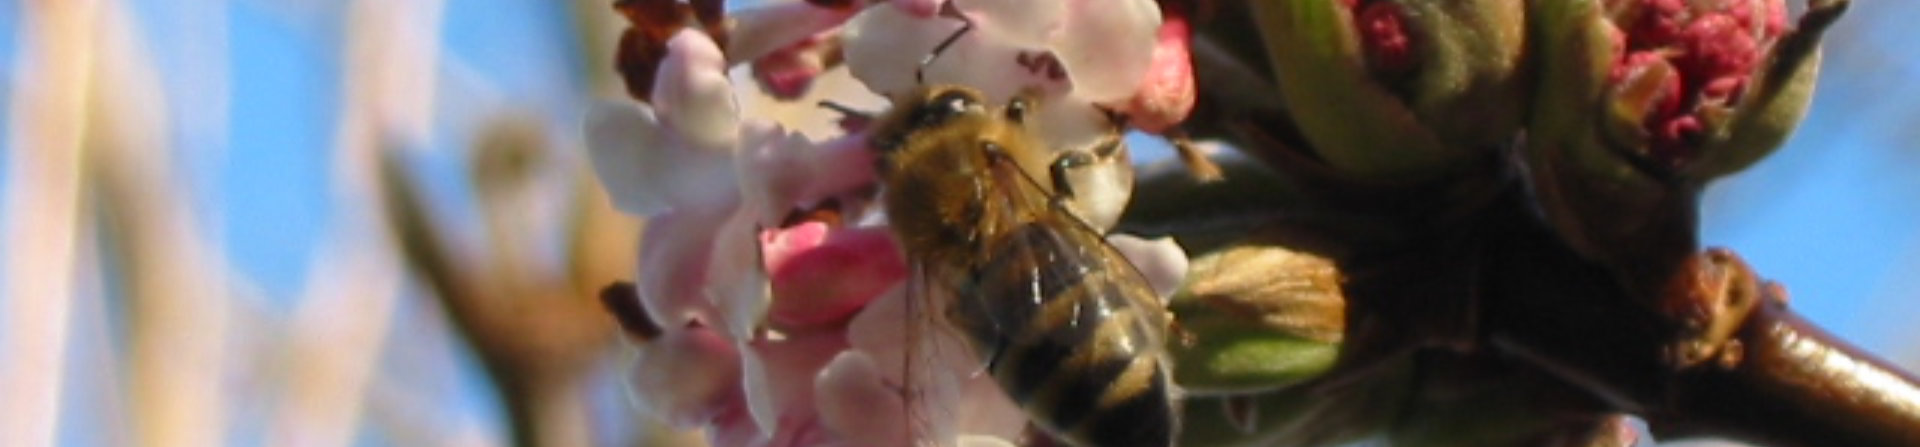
[1047,149,1096,201]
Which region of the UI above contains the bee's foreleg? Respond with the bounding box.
[1048,149,1095,201]
[1165,128,1225,183]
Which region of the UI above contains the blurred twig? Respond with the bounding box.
[266,0,444,445]
[0,1,100,445]
[85,2,232,445]
[381,115,636,447]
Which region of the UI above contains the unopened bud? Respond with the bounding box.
[1168,242,1343,395]
[1249,0,1527,180]
[1525,0,1845,260]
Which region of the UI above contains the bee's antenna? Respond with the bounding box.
[816,100,872,119]
[817,100,876,133]
[916,19,974,84]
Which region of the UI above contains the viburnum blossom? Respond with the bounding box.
[1602,0,1789,167]
[585,1,1194,446]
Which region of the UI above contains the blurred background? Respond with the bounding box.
[0,0,1914,446]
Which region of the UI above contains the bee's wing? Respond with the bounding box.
[985,148,1172,331]
[975,214,1172,344]
[1048,210,1175,330]
[898,261,980,447]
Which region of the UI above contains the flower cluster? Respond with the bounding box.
[1601,0,1791,168]
[1524,0,1841,262]
[586,1,1196,445]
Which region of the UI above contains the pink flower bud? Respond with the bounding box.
[764,224,908,331]
[1124,9,1198,134]
[1357,1,1415,76]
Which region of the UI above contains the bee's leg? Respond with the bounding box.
[1047,135,1125,231]
[1047,149,1095,201]
[1165,128,1225,182]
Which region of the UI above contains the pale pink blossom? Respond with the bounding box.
[845,0,1161,103]
[589,3,1192,446]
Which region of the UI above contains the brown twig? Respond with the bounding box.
[87,3,233,443]
[380,132,633,447]
[1654,301,1920,446]
[0,1,98,443]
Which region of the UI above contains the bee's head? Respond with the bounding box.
[872,86,1035,154]
[872,86,982,152]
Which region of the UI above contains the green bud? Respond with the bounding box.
[1685,0,1845,179]
[1524,0,1846,261]
[1250,0,1528,180]
[1524,0,1672,261]
[1169,242,1345,394]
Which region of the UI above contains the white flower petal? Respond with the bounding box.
[740,344,781,438]
[845,284,982,443]
[655,29,742,155]
[919,26,1059,104]
[845,285,913,383]
[1028,94,1113,155]
[735,122,814,227]
[955,0,1066,48]
[890,0,947,18]
[625,326,743,428]
[586,100,739,215]
[732,121,877,230]
[705,208,773,340]
[846,285,976,379]
[957,435,1019,447]
[1105,234,1189,301]
[636,202,734,327]
[814,351,910,446]
[705,404,767,447]
[843,5,967,97]
[740,332,849,438]
[1051,0,1161,102]
[585,101,672,215]
[955,372,1028,441]
[800,133,880,204]
[728,2,857,64]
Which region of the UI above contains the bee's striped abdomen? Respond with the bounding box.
[947,223,1177,447]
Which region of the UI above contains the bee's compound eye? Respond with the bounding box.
[915,90,979,127]
[933,90,977,115]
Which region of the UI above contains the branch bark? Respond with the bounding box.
[1654,303,1920,446]
[1127,145,1920,446]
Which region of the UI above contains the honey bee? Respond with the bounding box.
[870,85,1182,447]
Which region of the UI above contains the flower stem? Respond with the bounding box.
[1651,302,1920,446]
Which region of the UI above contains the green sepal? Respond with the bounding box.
[1685,0,1847,180]
[1395,0,1530,150]
[1522,0,1671,261]
[1250,0,1453,179]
